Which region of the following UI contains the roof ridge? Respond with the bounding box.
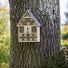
[17,10,41,27]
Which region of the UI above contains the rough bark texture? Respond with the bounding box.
[9,0,60,68]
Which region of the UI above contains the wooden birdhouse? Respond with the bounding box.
[17,10,41,42]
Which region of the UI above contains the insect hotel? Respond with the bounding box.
[17,10,41,42]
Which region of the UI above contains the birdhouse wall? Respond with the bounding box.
[24,25,31,33]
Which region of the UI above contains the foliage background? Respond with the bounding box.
[40,49,68,68]
[61,24,68,46]
[0,5,10,68]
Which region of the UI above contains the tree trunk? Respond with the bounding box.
[9,0,60,68]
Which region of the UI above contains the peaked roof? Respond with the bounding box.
[17,10,41,26]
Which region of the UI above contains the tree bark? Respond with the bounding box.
[9,0,60,68]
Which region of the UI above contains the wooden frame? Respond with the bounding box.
[17,10,41,42]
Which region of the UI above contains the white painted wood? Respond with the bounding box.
[23,17,32,18]
[24,25,31,33]
[18,41,39,42]
[18,33,37,34]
